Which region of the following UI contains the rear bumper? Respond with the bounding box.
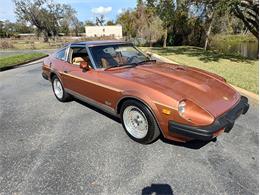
[169,96,249,141]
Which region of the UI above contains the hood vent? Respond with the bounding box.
[175,67,185,71]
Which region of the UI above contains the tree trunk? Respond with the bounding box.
[149,33,153,47]
[163,28,167,48]
[204,11,215,50]
[232,2,259,40]
[150,41,153,47]
[43,31,49,42]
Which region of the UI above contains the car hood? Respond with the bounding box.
[108,63,240,117]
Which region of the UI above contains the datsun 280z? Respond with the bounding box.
[42,40,249,144]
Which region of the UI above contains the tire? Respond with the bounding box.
[120,100,160,144]
[51,75,71,102]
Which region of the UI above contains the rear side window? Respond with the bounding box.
[55,48,66,61]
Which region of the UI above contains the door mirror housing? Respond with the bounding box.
[80,61,90,72]
[146,51,152,58]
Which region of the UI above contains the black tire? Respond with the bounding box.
[51,75,71,102]
[120,100,160,144]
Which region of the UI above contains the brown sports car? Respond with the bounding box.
[42,40,249,144]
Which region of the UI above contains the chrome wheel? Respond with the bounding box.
[53,78,63,99]
[123,106,149,139]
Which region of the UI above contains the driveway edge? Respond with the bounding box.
[150,52,259,103]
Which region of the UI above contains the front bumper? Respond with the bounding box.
[169,96,249,141]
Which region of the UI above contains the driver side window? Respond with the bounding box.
[55,48,67,61]
[67,46,92,67]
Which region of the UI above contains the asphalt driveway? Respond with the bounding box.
[0,62,258,195]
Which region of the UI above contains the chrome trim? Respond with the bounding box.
[65,88,119,117]
[65,45,70,62]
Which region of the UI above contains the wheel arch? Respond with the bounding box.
[116,96,165,137]
[50,72,56,80]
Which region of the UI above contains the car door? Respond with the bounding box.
[61,45,119,112]
[61,46,94,95]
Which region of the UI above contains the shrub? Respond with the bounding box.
[0,40,14,49]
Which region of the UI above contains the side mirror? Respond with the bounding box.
[146,51,152,58]
[80,61,89,72]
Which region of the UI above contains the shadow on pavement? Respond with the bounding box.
[74,99,121,123]
[74,98,214,149]
[160,135,215,150]
[142,184,174,195]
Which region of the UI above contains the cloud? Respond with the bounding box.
[117,8,123,14]
[91,6,112,15]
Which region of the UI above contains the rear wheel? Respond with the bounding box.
[51,75,71,102]
[120,100,160,144]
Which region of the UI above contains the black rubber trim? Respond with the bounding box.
[42,72,48,80]
[169,96,249,141]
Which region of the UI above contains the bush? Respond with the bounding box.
[0,40,14,49]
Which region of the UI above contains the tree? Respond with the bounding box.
[59,4,77,36]
[136,0,164,46]
[232,0,259,39]
[14,0,78,42]
[106,20,115,25]
[77,21,85,34]
[192,0,234,50]
[192,0,258,49]
[170,0,192,45]
[116,9,137,38]
[147,0,176,48]
[84,20,95,26]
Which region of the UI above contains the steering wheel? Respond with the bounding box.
[127,56,138,63]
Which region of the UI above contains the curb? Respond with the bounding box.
[150,52,179,64]
[150,52,259,103]
[0,55,48,72]
[231,85,259,104]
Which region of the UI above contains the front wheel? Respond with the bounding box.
[120,100,160,144]
[51,75,71,102]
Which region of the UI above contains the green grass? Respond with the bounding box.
[0,52,47,70]
[141,46,259,94]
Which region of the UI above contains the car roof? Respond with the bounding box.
[67,40,130,47]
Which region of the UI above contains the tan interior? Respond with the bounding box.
[72,56,92,66]
[100,54,127,68]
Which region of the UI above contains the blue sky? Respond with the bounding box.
[0,0,136,22]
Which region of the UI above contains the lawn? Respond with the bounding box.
[141,46,259,94]
[0,52,47,70]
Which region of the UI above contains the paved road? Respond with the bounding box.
[0,62,258,195]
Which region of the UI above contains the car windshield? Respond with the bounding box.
[89,44,149,69]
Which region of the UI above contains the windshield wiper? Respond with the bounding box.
[104,63,137,71]
[136,59,156,65]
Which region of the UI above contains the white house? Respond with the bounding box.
[85,25,123,39]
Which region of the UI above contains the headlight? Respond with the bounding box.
[178,101,186,116]
[177,99,214,126]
